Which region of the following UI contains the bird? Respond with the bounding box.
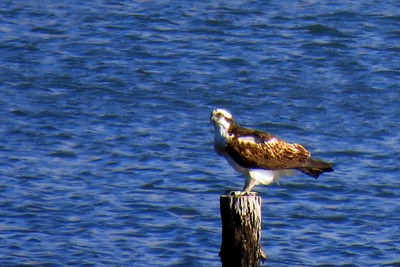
[210,108,333,193]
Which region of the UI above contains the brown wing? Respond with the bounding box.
[226,127,311,170]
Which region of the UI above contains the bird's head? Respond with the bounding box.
[210,109,234,132]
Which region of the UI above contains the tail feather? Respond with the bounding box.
[297,158,334,179]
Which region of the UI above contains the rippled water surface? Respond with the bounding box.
[1,1,399,266]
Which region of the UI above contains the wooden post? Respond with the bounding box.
[219,194,267,267]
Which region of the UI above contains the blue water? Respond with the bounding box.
[1,1,399,266]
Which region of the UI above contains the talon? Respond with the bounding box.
[244,191,258,196]
[226,191,243,196]
[226,191,258,196]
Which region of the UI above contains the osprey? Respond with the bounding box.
[210,109,333,193]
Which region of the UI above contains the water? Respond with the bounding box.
[1,1,399,266]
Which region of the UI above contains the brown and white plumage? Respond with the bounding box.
[210,109,333,192]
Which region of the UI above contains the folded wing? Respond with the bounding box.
[226,130,333,177]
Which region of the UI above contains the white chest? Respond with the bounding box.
[213,126,229,155]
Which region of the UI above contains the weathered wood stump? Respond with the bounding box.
[219,194,267,267]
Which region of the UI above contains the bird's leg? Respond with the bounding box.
[224,177,259,196]
[243,178,258,193]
